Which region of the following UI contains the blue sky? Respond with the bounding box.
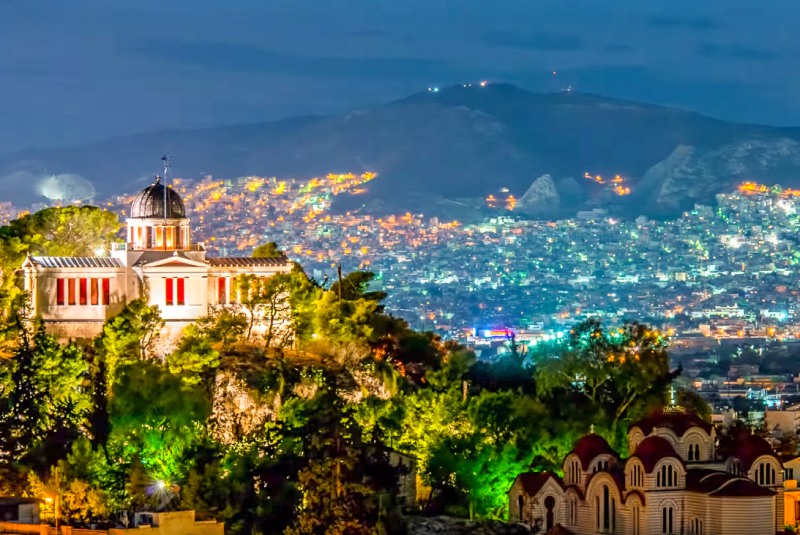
[1,0,798,151]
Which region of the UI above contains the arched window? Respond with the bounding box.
[756,461,776,486]
[658,463,677,488]
[690,517,704,534]
[630,463,644,487]
[518,495,524,521]
[595,485,613,531]
[569,496,578,525]
[633,505,641,535]
[688,444,694,461]
[662,505,674,534]
[695,444,701,460]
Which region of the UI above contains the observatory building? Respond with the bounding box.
[21,176,292,340]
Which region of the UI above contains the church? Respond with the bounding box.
[508,406,785,535]
[21,176,292,340]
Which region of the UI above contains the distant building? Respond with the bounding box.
[388,450,418,508]
[0,497,40,524]
[21,177,292,340]
[508,406,784,534]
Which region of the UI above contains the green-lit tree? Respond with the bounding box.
[109,360,210,482]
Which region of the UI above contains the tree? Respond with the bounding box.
[236,274,293,345]
[252,242,284,259]
[109,361,210,482]
[283,380,400,535]
[0,328,90,468]
[329,271,387,303]
[167,324,221,385]
[196,308,247,348]
[97,299,163,389]
[535,320,674,424]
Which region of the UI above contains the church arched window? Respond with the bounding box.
[662,505,674,534]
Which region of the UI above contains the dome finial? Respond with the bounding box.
[154,175,162,184]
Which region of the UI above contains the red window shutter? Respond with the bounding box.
[56,278,65,305]
[90,278,99,305]
[165,278,173,306]
[68,278,76,305]
[79,278,88,305]
[218,277,226,304]
[102,278,110,305]
[177,278,185,306]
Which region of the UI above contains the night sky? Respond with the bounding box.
[1,0,798,152]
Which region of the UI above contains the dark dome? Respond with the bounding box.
[130,178,186,219]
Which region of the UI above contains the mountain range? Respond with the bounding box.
[3,83,800,218]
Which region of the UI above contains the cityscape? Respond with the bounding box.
[5,1,800,534]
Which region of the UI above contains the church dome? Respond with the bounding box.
[130,177,186,219]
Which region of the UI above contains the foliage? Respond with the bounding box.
[109,361,210,482]
[252,242,284,259]
[0,206,120,353]
[0,328,90,468]
[97,299,163,388]
[535,319,674,423]
[167,324,221,385]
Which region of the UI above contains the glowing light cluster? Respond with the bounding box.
[584,172,631,196]
[738,181,800,198]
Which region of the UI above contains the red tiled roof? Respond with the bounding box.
[511,472,563,496]
[569,434,617,470]
[629,407,713,437]
[631,435,680,473]
[729,435,778,471]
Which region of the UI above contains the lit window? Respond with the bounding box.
[56,278,65,306]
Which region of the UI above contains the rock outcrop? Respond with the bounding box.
[517,174,560,216]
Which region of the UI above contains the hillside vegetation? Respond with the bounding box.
[0,207,680,534]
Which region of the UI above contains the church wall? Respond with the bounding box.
[682,493,710,535]
[716,496,775,535]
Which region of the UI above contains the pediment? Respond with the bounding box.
[138,255,208,269]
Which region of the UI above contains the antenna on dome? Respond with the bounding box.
[161,154,170,249]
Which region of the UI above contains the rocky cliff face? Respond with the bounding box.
[517,174,560,216]
[643,138,800,211]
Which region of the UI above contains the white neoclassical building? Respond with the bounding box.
[21,177,292,340]
[509,407,784,535]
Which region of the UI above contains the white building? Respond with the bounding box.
[21,177,292,340]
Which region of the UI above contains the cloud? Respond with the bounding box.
[647,15,717,30]
[133,40,449,80]
[483,31,583,51]
[698,43,777,60]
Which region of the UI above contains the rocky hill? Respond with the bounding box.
[3,83,800,217]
